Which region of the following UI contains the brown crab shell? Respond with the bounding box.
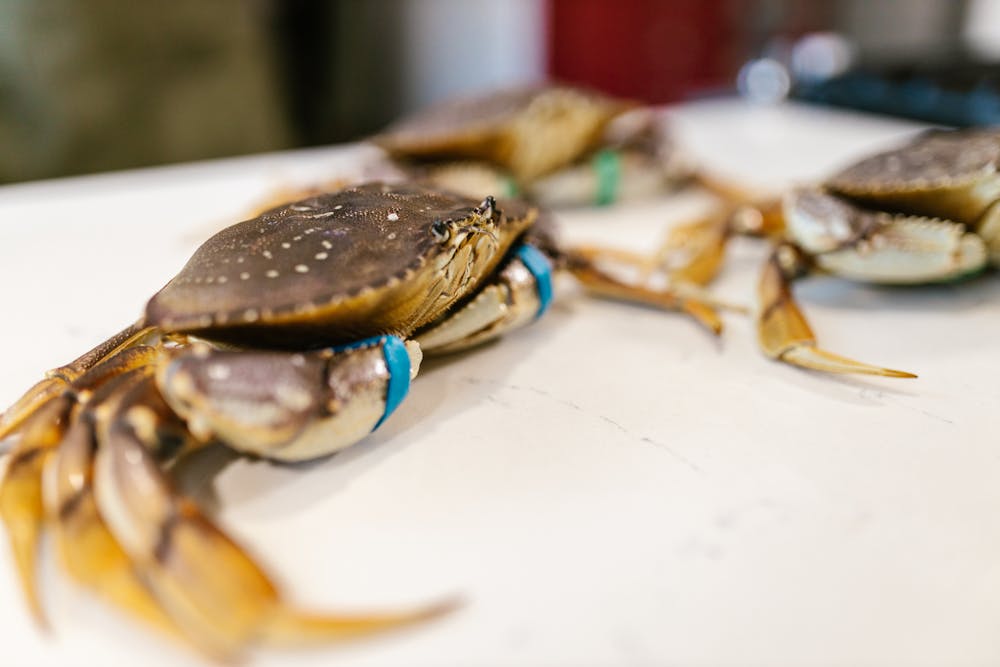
[373,85,632,182]
[826,127,1000,227]
[145,182,536,348]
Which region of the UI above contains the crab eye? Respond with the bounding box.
[431,220,450,242]
[476,196,497,219]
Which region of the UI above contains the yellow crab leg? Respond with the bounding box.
[0,394,75,625]
[653,209,733,286]
[636,173,788,289]
[0,343,162,625]
[567,252,724,334]
[757,242,916,378]
[93,374,452,659]
[44,370,180,639]
[0,323,154,441]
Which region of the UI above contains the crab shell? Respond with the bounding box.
[373,85,632,182]
[825,127,1000,261]
[145,182,536,347]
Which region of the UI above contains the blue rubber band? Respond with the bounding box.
[377,336,411,428]
[516,244,553,318]
[331,334,411,430]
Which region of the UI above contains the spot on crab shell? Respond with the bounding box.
[266,270,280,278]
[387,212,399,221]
[294,264,309,273]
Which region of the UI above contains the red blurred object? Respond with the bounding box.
[546,0,748,103]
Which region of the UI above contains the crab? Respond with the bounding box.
[371,85,690,207]
[657,127,1000,377]
[0,181,723,659]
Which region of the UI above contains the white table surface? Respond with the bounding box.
[2,99,999,667]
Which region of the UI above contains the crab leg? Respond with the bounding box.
[94,371,450,659]
[757,242,916,378]
[0,343,161,623]
[0,394,75,624]
[0,323,154,441]
[565,249,724,334]
[43,368,180,638]
[658,199,785,283]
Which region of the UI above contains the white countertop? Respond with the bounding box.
[2,99,999,667]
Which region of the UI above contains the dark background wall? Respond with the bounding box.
[0,0,993,183]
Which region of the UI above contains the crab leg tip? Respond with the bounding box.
[682,301,724,336]
[264,596,461,645]
[780,345,917,379]
[881,368,918,380]
[3,517,48,629]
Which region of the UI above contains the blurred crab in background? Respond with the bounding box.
[0,181,726,660]
[372,85,692,208]
[654,127,1000,378]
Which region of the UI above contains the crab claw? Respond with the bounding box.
[757,242,916,378]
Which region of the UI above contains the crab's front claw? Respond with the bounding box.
[757,243,916,378]
[156,336,422,462]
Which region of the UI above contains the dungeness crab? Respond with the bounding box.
[659,127,1000,377]
[372,85,690,207]
[0,181,721,659]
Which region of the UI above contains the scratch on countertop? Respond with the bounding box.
[858,387,955,425]
[462,376,705,474]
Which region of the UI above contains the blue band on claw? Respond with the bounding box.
[332,335,411,430]
[516,244,553,318]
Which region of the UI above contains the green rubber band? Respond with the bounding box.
[592,149,621,206]
[502,175,520,198]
